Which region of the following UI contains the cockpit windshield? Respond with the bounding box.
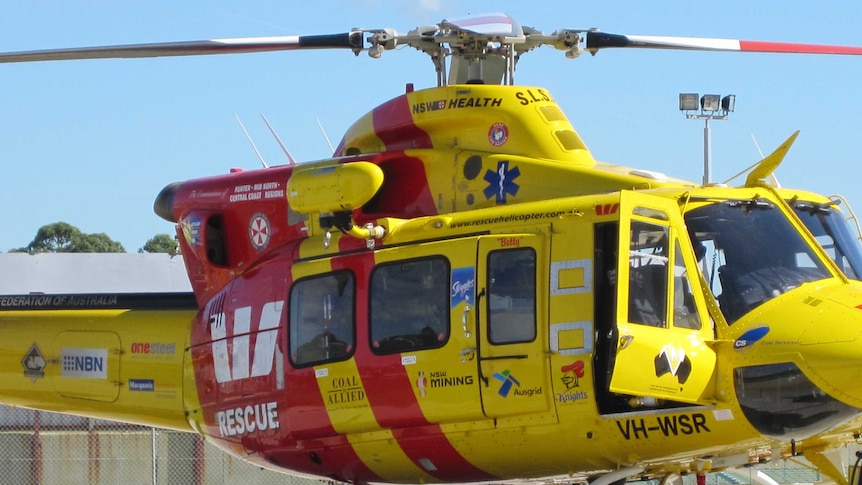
[791,200,862,280]
[684,199,830,324]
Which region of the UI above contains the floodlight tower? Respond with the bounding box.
[679,93,736,185]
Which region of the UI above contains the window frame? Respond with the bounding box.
[368,256,451,355]
[486,247,538,345]
[288,269,356,368]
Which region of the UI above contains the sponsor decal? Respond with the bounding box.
[22,344,46,382]
[428,370,474,390]
[248,212,270,250]
[450,267,475,308]
[483,160,520,204]
[616,413,711,440]
[596,203,620,216]
[488,123,509,147]
[735,326,770,350]
[210,300,283,383]
[61,348,107,379]
[327,376,366,406]
[654,344,692,384]
[185,217,202,246]
[131,342,176,355]
[560,361,584,389]
[216,401,279,437]
[557,390,588,404]
[513,387,542,397]
[492,369,520,397]
[129,379,155,392]
[417,371,428,397]
[557,360,588,404]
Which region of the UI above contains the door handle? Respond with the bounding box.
[461,304,472,338]
[460,348,476,362]
[618,334,634,350]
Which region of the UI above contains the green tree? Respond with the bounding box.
[20,222,125,254]
[139,233,179,256]
[26,221,81,253]
[74,233,126,253]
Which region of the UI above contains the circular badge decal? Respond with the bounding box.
[488,123,508,146]
[249,213,270,250]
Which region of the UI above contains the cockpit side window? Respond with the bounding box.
[686,200,830,324]
[792,201,862,280]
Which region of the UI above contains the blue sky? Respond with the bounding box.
[2,1,862,252]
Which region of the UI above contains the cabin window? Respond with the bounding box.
[205,214,228,266]
[487,248,537,344]
[289,270,355,367]
[370,257,449,354]
[628,221,669,327]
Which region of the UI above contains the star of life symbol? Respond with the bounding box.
[22,344,46,382]
[249,213,270,250]
[483,160,521,204]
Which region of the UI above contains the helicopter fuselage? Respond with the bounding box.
[3,84,862,484]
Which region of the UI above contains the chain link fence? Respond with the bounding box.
[0,406,321,485]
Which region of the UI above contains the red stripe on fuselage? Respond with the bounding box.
[331,240,495,482]
[372,95,434,150]
[393,427,496,482]
[356,155,438,220]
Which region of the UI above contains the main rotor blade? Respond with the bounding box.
[586,31,862,55]
[0,32,363,63]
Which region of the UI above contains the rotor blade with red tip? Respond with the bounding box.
[0,32,364,63]
[586,31,862,55]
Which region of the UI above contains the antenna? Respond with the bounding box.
[750,133,765,159]
[260,114,296,165]
[234,113,269,168]
[316,116,335,155]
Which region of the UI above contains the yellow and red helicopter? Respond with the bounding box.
[5,12,862,485]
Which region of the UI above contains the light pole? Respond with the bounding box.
[679,93,735,185]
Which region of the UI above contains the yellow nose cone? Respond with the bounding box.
[729,281,862,439]
[731,281,862,404]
